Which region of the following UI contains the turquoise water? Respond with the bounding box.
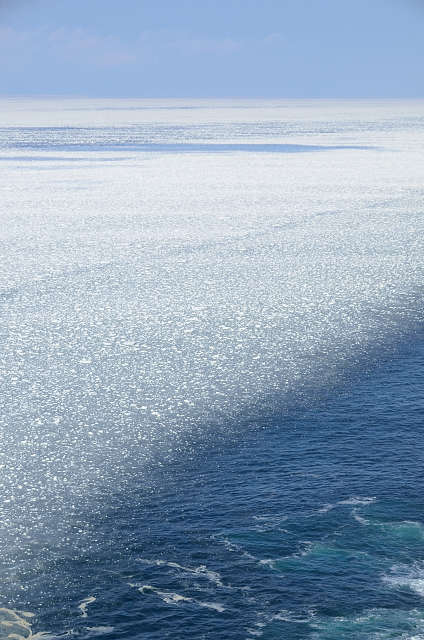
[0,98,423,639]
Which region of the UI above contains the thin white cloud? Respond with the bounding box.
[135,29,243,57]
[0,24,48,64]
[263,32,285,46]
[0,24,243,67]
[48,27,136,65]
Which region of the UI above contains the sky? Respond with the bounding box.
[0,0,424,97]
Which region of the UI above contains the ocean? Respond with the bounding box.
[0,98,423,639]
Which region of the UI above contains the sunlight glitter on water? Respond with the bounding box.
[0,98,424,639]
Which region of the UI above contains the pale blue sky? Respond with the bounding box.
[0,0,423,97]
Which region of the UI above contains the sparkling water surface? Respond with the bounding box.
[0,98,423,639]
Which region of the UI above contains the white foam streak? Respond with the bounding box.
[77,597,96,618]
[272,610,316,623]
[311,607,424,640]
[131,584,225,612]
[339,497,376,506]
[352,509,370,525]
[384,566,424,598]
[0,609,46,640]
[137,558,224,586]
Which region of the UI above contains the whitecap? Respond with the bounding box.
[352,509,370,525]
[339,497,376,506]
[384,567,424,598]
[197,602,225,612]
[318,504,334,513]
[83,627,114,636]
[258,559,276,568]
[272,609,316,623]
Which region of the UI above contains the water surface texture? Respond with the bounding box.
[0,98,424,639]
